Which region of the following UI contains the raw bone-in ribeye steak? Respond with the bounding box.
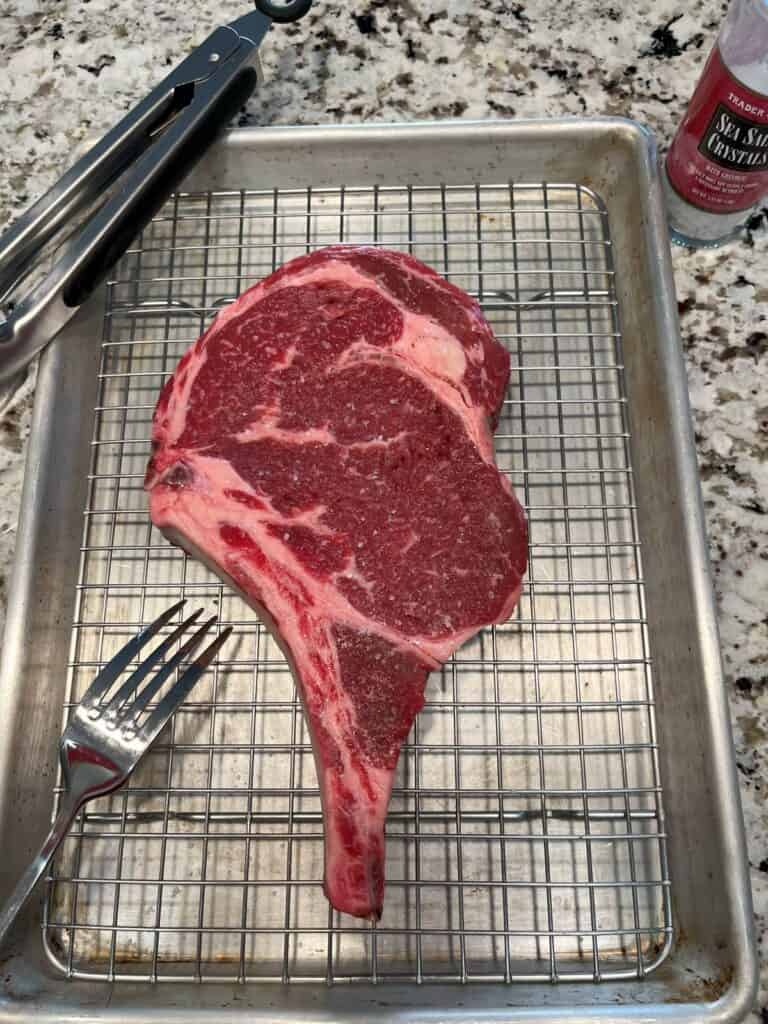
[145,245,528,918]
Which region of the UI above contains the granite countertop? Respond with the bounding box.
[0,0,766,1011]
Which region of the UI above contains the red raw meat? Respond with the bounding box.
[145,245,527,918]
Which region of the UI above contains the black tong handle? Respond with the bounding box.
[64,67,257,308]
[0,3,317,382]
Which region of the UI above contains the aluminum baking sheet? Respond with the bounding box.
[0,120,755,1023]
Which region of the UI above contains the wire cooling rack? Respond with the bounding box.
[43,181,672,985]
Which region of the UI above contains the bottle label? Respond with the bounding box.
[666,46,768,214]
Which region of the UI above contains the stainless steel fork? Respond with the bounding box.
[0,601,231,944]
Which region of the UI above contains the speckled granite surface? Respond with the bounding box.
[0,0,766,1011]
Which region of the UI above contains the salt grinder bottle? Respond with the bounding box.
[663,0,768,247]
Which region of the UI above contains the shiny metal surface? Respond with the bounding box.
[48,179,672,984]
[0,120,756,1022]
[0,9,271,383]
[0,602,230,946]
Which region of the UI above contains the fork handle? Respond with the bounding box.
[0,793,80,946]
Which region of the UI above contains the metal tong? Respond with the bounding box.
[0,0,312,386]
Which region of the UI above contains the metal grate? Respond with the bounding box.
[43,182,673,985]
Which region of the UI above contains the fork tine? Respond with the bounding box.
[140,627,233,746]
[79,600,186,706]
[102,609,204,716]
[116,616,219,725]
